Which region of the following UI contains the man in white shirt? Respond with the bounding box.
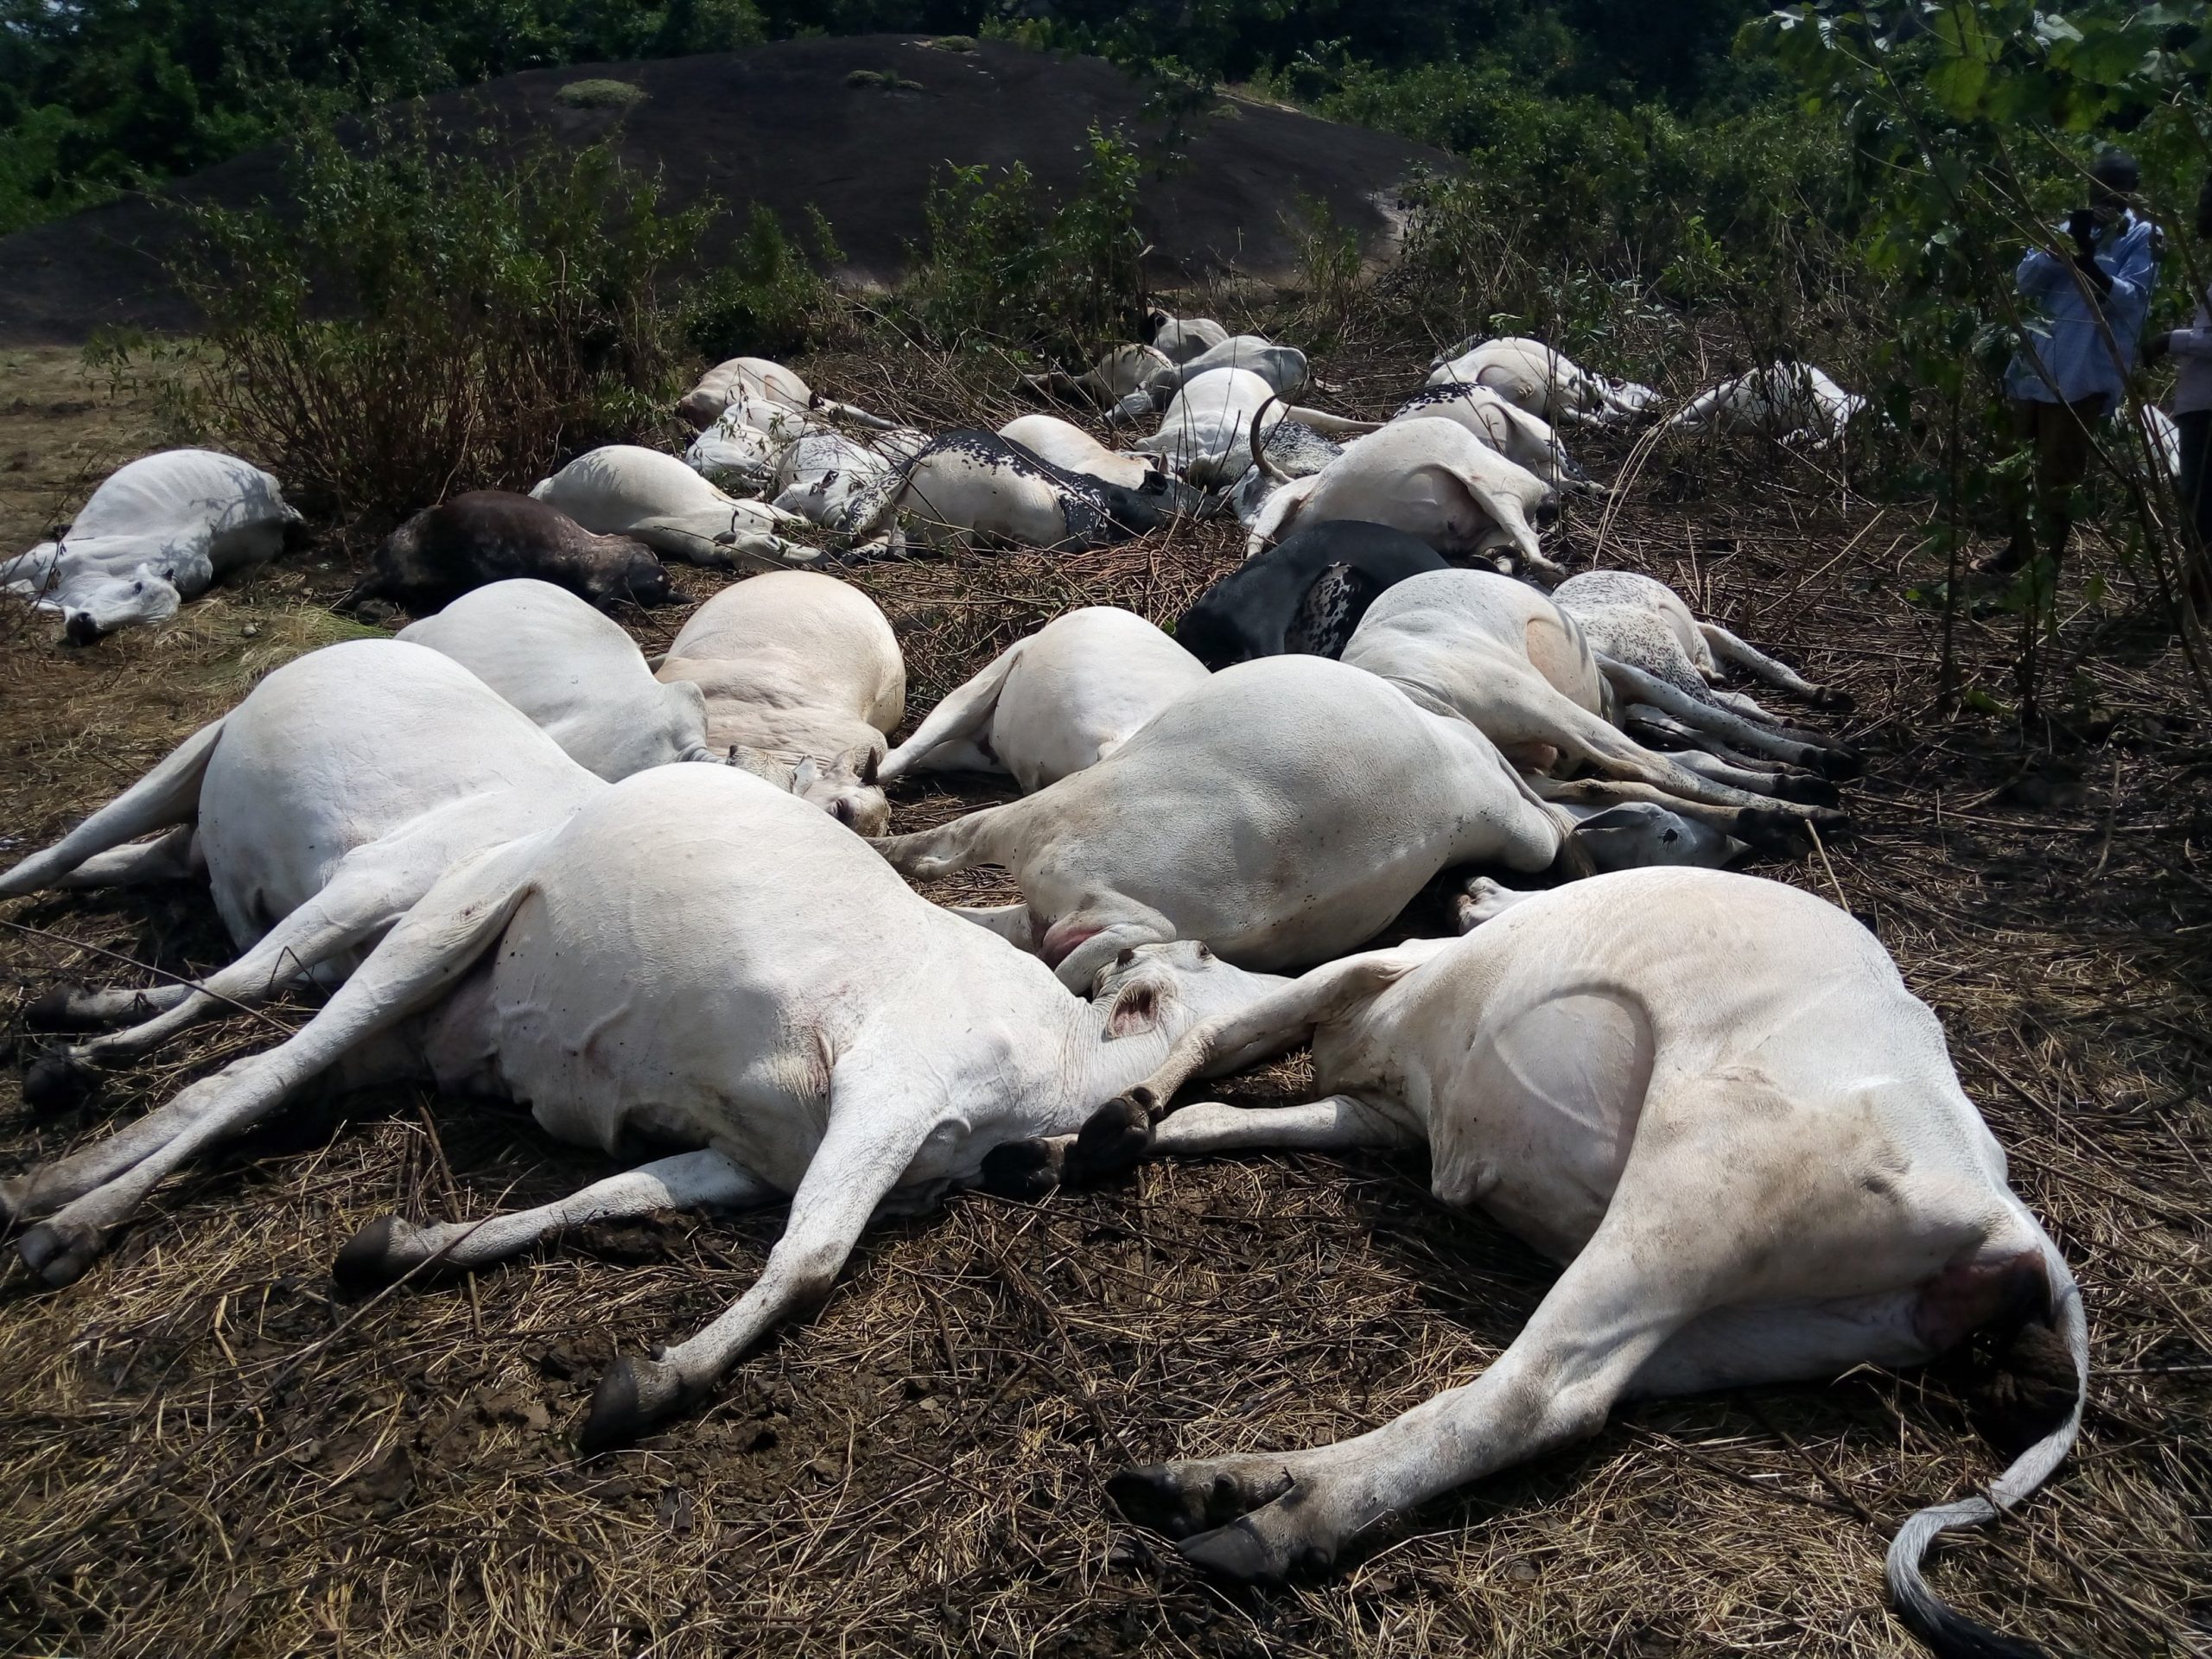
[1989,150,2159,575]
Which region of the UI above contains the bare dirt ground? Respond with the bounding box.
[0,330,2207,1659]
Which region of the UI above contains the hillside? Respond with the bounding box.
[0,34,1448,345]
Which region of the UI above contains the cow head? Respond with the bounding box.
[1090,939,1287,1044]
[1572,802,1743,871]
[800,744,889,836]
[60,572,185,644]
[607,542,675,608]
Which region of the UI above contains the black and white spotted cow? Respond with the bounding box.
[845,431,1172,557]
[1222,419,1347,531]
[1173,521,1450,669]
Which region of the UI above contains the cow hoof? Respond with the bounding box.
[579,1353,689,1454]
[1769,772,1840,809]
[1108,1465,1212,1539]
[1813,744,1864,782]
[22,1052,99,1116]
[19,1218,101,1287]
[1179,1519,1292,1582]
[1734,808,1811,855]
[333,1215,420,1294]
[1066,1091,1155,1183]
[24,986,99,1033]
[979,1139,1065,1201]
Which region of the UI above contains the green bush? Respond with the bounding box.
[683,202,845,360]
[894,124,1145,358]
[139,125,703,529]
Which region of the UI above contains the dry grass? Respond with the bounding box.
[1,324,2209,1659]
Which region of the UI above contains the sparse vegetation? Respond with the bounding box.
[892,124,1146,359]
[555,78,649,109]
[121,128,703,531]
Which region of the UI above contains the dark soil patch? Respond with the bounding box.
[0,35,1446,346]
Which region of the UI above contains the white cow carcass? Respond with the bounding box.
[1342,569,1844,829]
[2,639,607,1098]
[1426,336,1660,428]
[683,397,819,492]
[995,415,1205,513]
[1015,868,2084,1659]
[845,430,1175,556]
[1666,360,1866,448]
[531,446,807,569]
[677,355,893,431]
[767,428,913,535]
[1247,416,1564,577]
[1,448,302,643]
[2,764,1292,1467]
[873,653,1587,989]
[1126,369,1377,489]
[1145,311,1230,363]
[656,571,904,833]
[397,579,712,780]
[880,607,1209,792]
[1113,335,1313,423]
[1388,383,1601,495]
[1021,342,1175,409]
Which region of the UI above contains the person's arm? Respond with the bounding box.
[2094,221,2155,310]
[2017,243,2069,297]
[2166,324,2212,359]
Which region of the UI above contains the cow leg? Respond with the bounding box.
[40,855,423,1079]
[869,802,1016,880]
[985,1094,1415,1197]
[1698,622,1836,705]
[334,1148,780,1290]
[28,981,194,1033]
[1658,748,1839,808]
[878,641,1021,783]
[1599,658,1858,775]
[1453,876,1538,929]
[0,718,220,897]
[10,839,542,1285]
[1522,772,1813,849]
[579,1051,953,1451]
[1110,1204,1713,1580]
[1623,706,1789,774]
[47,824,203,888]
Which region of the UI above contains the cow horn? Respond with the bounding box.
[1249,393,1292,483]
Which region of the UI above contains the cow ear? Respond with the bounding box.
[791,755,822,793]
[1108,980,1160,1038]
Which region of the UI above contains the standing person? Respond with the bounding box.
[2144,175,2212,613]
[1987,149,2159,575]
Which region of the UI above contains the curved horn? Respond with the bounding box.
[1249,392,1292,483]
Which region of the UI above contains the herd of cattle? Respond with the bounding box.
[1,315,2079,1659]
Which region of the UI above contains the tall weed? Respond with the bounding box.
[138,125,702,529]
[893,125,1146,360]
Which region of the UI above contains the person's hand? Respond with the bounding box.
[2144,330,2173,362]
[2065,207,2098,249]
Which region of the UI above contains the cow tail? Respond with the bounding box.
[1885,1228,2086,1659]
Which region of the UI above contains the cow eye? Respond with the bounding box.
[1662,830,1679,842]
[1116,947,1136,967]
